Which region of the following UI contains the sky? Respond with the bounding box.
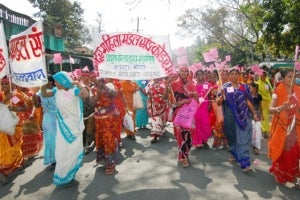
[0,0,209,50]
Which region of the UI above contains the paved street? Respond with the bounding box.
[0,123,299,200]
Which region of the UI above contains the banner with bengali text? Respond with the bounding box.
[9,20,47,87]
[0,21,9,79]
[93,33,174,80]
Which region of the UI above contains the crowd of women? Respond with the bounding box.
[0,65,299,189]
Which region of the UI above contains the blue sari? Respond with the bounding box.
[222,82,253,169]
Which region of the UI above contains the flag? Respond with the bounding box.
[0,21,9,79]
[225,55,231,62]
[69,55,75,64]
[53,53,63,64]
[203,47,218,62]
[82,66,89,72]
[9,20,47,87]
[177,55,188,66]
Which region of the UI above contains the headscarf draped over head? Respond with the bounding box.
[53,71,73,89]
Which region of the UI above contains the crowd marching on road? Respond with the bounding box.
[0,65,300,196]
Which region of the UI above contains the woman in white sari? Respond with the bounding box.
[42,71,88,186]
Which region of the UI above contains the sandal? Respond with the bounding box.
[253,147,260,155]
[105,166,115,175]
[181,158,190,168]
[227,156,235,164]
[242,166,253,173]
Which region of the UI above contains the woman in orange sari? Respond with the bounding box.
[0,78,26,184]
[120,80,139,140]
[15,86,43,159]
[92,78,121,175]
[268,69,300,188]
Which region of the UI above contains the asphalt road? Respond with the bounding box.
[1,123,299,200]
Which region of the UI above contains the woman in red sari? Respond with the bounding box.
[268,69,300,188]
[167,66,197,167]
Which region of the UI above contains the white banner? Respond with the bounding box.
[0,21,9,79]
[9,20,47,87]
[93,33,174,80]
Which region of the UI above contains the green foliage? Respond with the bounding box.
[28,0,91,51]
[176,0,300,66]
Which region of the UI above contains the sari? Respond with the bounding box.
[147,80,168,137]
[53,87,84,185]
[37,90,57,165]
[171,78,196,161]
[255,78,272,134]
[18,89,43,159]
[223,82,253,169]
[93,82,121,172]
[135,80,149,128]
[268,83,300,184]
[192,82,212,146]
[0,92,24,176]
[120,80,139,136]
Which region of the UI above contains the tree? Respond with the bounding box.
[176,0,265,65]
[28,0,91,51]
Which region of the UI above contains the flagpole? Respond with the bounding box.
[290,45,299,96]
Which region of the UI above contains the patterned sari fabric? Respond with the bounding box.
[192,82,212,146]
[147,80,168,137]
[93,83,121,169]
[171,78,196,161]
[268,84,300,184]
[0,92,24,176]
[223,82,253,169]
[53,87,84,186]
[17,89,43,159]
[120,80,139,136]
[210,83,228,148]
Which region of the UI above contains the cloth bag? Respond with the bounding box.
[133,91,143,110]
[0,104,19,135]
[252,120,262,150]
[173,99,198,129]
[123,111,134,132]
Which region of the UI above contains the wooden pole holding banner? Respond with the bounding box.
[60,63,62,72]
[290,45,299,96]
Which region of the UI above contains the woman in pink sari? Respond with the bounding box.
[192,69,212,148]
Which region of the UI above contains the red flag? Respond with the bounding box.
[203,47,218,62]
[53,53,62,64]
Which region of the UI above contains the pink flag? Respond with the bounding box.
[177,55,189,66]
[69,55,75,64]
[175,47,186,56]
[203,47,218,62]
[295,62,300,71]
[225,55,231,62]
[0,22,9,79]
[82,66,89,72]
[53,53,63,64]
